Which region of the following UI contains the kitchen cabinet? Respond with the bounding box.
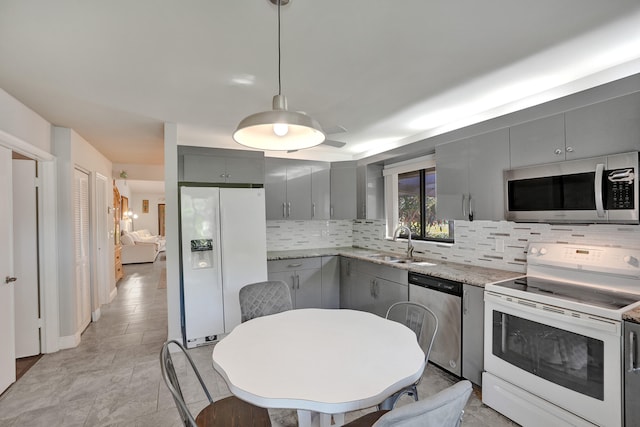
[265,158,331,220]
[348,259,408,317]
[356,164,384,219]
[436,128,509,221]
[509,92,640,168]
[330,162,357,219]
[565,91,640,159]
[268,258,322,309]
[340,257,357,309]
[509,114,566,168]
[462,284,484,386]
[624,320,640,426]
[321,256,340,309]
[179,147,264,184]
[311,164,331,220]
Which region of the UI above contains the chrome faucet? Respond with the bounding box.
[393,225,414,259]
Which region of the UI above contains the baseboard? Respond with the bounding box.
[91,308,101,322]
[109,287,118,302]
[58,331,81,350]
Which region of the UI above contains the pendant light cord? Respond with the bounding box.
[277,0,282,96]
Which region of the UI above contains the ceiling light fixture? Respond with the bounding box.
[233,0,325,151]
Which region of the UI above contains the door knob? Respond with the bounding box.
[5,276,17,284]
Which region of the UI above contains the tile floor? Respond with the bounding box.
[0,257,519,426]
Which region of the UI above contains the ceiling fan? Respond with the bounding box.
[287,124,347,153]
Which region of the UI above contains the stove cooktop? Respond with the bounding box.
[490,276,640,311]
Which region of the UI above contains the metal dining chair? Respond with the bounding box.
[160,340,271,427]
[379,301,439,410]
[239,280,293,323]
[344,380,472,427]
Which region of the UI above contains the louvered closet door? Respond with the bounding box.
[74,169,91,333]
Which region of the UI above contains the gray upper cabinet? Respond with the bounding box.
[509,92,640,168]
[509,114,566,168]
[565,91,640,159]
[356,164,384,219]
[178,147,265,184]
[311,164,331,220]
[265,158,331,220]
[436,128,509,221]
[330,162,357,220]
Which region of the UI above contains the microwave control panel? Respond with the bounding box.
[606,168,635,209]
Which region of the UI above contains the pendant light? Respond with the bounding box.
[233,0,326,151]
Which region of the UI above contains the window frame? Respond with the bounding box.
[384,154,453,243]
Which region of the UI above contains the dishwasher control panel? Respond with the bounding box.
[408,272,462,297]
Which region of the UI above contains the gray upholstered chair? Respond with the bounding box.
[379,301,438,410]
[160,340,271,427]
[344,380,472,427]
[239,280,293,323]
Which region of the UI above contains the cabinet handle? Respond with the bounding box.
[288,263,303,268]
[220,173,226,178]
[295,274,300,290]
[312,203,316,218]
[566,146,574,153]
[291,275,296,290]
[370,280,374,297]
[283,203,287,218]
[346,261,351,276]
[554,148,562,155]
[330,206,334,218]
[630,331,640,372]
[463,289,468,315]
[287,202,291,217]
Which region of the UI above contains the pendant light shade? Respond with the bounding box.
[233,95,325,151]
[233,0,326,151]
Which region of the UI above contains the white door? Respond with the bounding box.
[0,146,16,393]
[95,174,109,309]
[74,169,91,332]
[13,158,40,358]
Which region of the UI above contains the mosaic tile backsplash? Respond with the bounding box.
[268,219,640,274]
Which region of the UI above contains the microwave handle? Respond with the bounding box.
[595,163,605,218]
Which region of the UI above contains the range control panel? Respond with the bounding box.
[527,243,640,278]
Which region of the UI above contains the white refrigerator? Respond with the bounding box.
[179,186,267,348]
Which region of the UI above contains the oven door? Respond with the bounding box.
[484,292,622,427]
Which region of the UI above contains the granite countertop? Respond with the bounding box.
[623,307,640,324]
[267,247,522,287]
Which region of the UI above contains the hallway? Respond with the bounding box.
[0,256,515,426]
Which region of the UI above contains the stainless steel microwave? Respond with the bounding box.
[504,151,639,224]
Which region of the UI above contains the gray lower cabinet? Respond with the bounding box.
[268,258,322,309]
[340,257,357,309]
[462,284,484,386]
[320,256,340,309]
[624,321,640,426]
[345,258,408,317]
[268,256,340,309]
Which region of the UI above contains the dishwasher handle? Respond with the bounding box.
[408,272,462,297]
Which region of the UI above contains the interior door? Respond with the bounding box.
[74,168,91,333]
[0,146,16,393]
[12,158,40,358]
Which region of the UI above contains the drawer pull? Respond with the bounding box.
[288,263,303,268]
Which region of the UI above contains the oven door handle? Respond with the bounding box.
[595,163,605,218]
[630,331,640,373]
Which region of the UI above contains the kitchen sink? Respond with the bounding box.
[365,253,436,266]
[411,261,437,267]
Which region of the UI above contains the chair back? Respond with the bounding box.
[373,380,472,427]
[239,280,293,322]
[386,302,438,364]
[160,340,213,427]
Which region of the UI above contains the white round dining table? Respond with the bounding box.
[212,308,426,427]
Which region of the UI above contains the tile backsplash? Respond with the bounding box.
[268,219,640,273]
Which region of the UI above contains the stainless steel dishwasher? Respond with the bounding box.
[408,271,462,376]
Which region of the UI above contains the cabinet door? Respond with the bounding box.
[373,278,408,318]
[435,139,469,220]
[565,92,640,160]
[265,158,288,219]
[468,128,510,220]
[509,114,566,168]
[285,162,312,220]
[182,155,228,183]
[352,272,376,313]
[225,156,265,184]
[321,256,340,309]
[330,165,357,219]
[268,270,297,304]
[294,268,323,309]
[311,166,331,220]
[340,257,355,309]
[462,284,484,386]
[356,164,384,219]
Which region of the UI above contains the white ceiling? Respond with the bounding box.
[1,0,640,164]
